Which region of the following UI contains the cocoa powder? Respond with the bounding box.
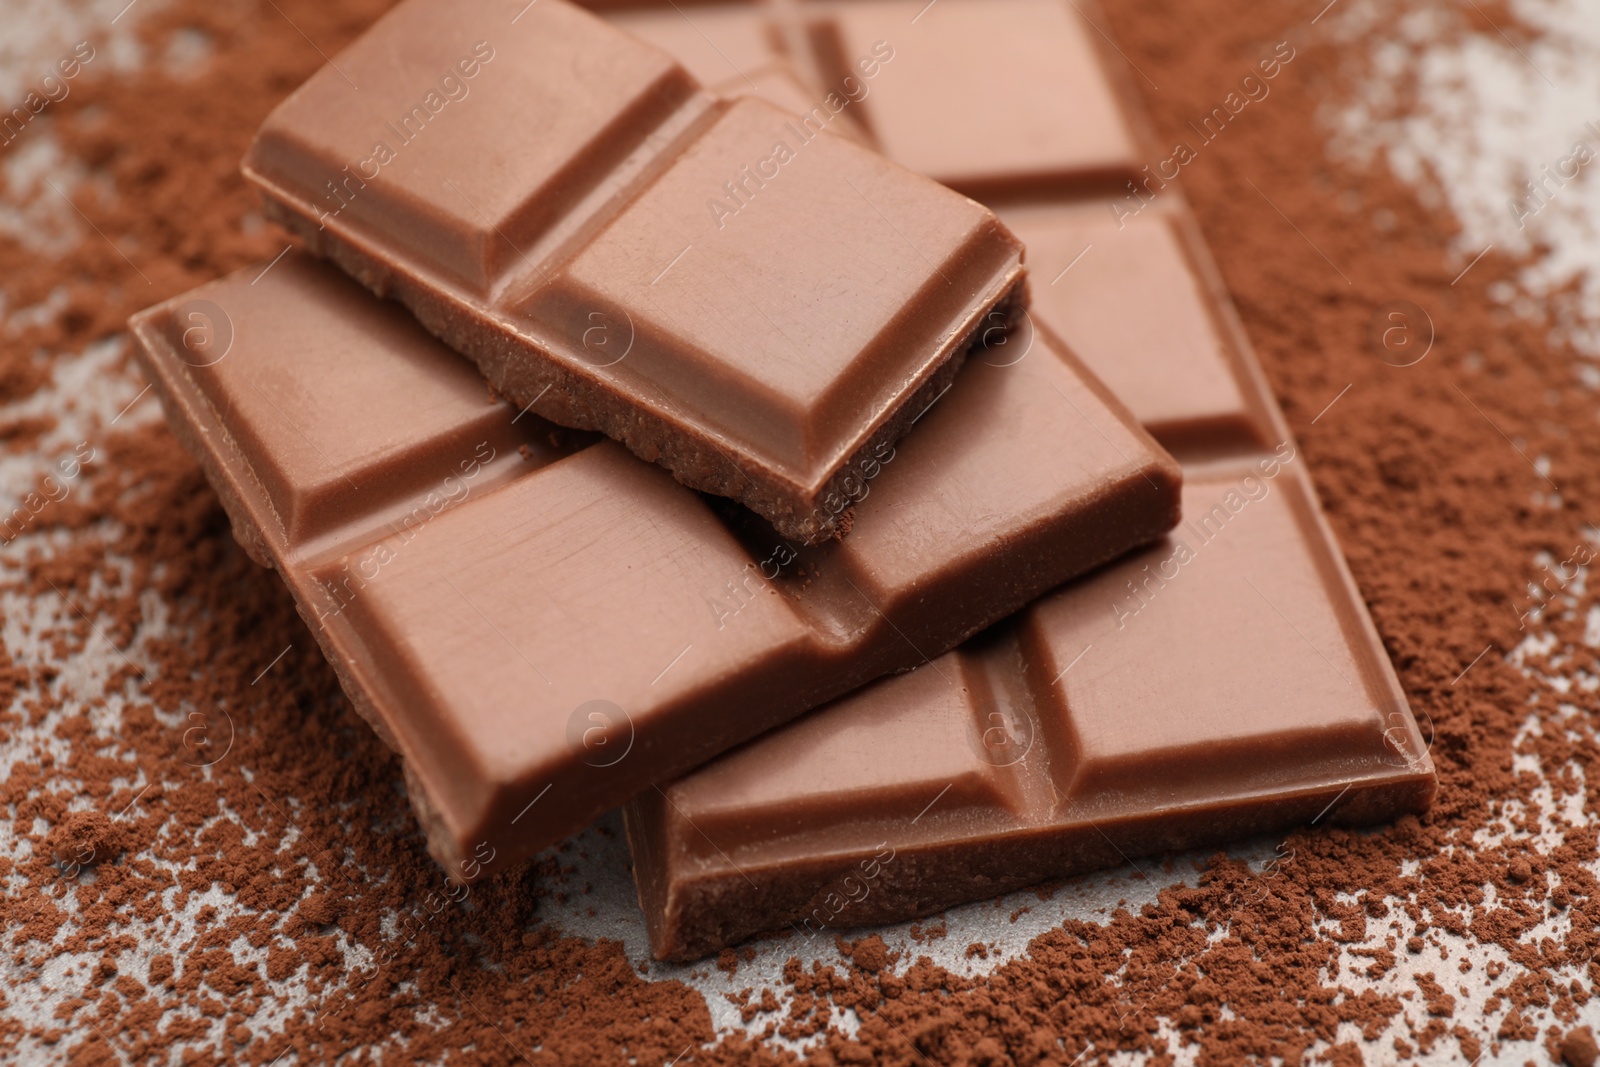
[3,0,1599,1063]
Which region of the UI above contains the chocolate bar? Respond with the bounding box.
[129,252,1178,879]
[809,0,1145,200]
[240,0,1028,545]
[613,0,1437,958]
[626,467,1436,959]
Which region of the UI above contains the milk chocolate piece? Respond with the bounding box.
[626,471,1436,960]
[797,0,1272,453]
[999,205,1277,456]
[240,0,1028,545]
[606,3,868,141]
[809,0,1143,198]
[611,0,1434,960]
[604,0,784,86]
[129,252,1178,878]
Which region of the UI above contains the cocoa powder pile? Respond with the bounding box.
[3,0,1599,1063]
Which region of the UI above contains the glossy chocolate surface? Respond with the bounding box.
[629,469,1435,959]
[241,0,1027,544]
[130,251,1177,878]
[811,0,1142,198]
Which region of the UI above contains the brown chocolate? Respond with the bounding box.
[608,0,1273,460]
[614,0,1436,960]
[128,251,1178,880]
[998,204,1279,457]
[626,468,1436,959]
[7,0,1574,1058]
[808,0,1144,199]
[239,0,1027,545]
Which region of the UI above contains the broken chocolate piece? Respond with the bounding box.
[241,0,1028,544]
[129,251,1177,878]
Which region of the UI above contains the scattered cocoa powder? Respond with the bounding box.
[3,0,1599,1063]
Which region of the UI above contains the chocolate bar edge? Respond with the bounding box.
[624,766,1437,961]
[126,304,417,768]
[129,301,517,880]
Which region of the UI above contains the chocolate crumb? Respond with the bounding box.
[1561,1027,1599,1067]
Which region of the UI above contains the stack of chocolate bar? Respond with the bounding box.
[131,0,1435,960]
